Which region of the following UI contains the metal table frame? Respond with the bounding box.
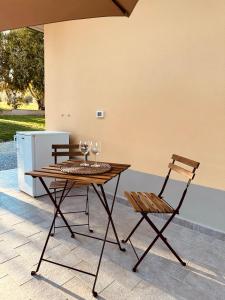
[29,166,127,297]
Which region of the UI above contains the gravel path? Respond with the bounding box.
[0,141,17,171]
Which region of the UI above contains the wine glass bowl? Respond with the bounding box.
[79,140,90,166]
[91,141,101,167]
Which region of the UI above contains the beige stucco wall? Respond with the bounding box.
[45,0,225,191]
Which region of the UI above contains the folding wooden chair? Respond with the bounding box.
[50,144,92,236]
[122,154,200,272]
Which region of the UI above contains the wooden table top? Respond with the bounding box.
[25,160,130,185]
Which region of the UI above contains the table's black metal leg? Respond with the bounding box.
[99,184,125,252]
[86,186,93,233]
[39,177,74,238]
[50,183,76,237]
[91,177,125,252]
[109,174,121,214]
[31,179,69,275]
[85,185,89,215]
[91,181,125,297]
[50,188,57,237]
[91,184,113,297]
[31,207,59,275]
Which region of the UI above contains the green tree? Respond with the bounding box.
[0,28,44,110]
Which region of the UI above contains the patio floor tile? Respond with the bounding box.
[0,169,224,299]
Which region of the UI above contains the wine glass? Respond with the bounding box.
[79,140,90,166]
[91,141,101,167]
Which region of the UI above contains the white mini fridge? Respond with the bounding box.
[16,131,70,197]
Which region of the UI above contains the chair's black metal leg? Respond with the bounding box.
[144,214,186,267]
[132,212,185,272]
[132,228,160,272]
[161,236,186,266]
[31,180,69,275]
[121,216,144,243]
[39,177,74,238]
[132,213,175,271]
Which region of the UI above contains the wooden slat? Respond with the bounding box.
[63,160,125,170]
[44,165,120,179]
[26,160,130,185]
[124,192,174,213]
[124,192,142,212]
[133,193,148,211]
[39,168,109,182]
[146,193,173,213]
[49,180,75,189]
[168,163,194,179]
[142,193,162,212]
[68,159,130,169]
[47,165,126,183]
[57,160,130,178]
[47,165,112,174]
[49,180,87,189]
[52,144,79,149]
[25,170,105,184]
[42,166,115,181]
[52,151,83,157]
[138,193,159,212]
[130,192,146,211]
[172,154,200,169]
[26,161,129,185]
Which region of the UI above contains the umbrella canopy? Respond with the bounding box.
[0,0,139,32]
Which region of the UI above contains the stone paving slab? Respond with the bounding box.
[0,169,225,299]
[0,141,17,171]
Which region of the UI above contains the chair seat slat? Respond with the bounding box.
[143,193,162,212]
[132,192,149,211]
[124,192,142,212]
[125,192,174,213]
[139,193,158,212]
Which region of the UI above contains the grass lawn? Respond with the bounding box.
[0,115,45,142]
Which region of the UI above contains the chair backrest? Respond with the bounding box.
[52,144,85,164]
[158,154,200,212]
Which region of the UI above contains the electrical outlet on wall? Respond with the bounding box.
[96,110,105,119]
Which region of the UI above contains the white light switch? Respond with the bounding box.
[96,111,105,118]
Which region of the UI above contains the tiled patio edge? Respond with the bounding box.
[105,192,225,242]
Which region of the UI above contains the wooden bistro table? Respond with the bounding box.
[25,160,130,297]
